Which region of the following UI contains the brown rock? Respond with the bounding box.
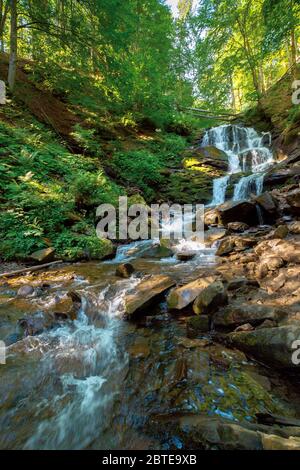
[116,263,135,278]
[217,200,258,226]
[125,275,175,316]
[227,222,249,233]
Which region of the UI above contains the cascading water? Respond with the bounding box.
[202,124,273,205]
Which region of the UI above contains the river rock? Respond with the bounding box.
[204,208,219,225]
[205,228,228,245]
[167,276,216,310]
[116,263,135,278]
[18,312,54,337]
[289,221,300,234]
[29,247,55,263]
[177,251,197,261]
[271,225,288,239]
[141,244,173,259]
[227,222,249,233]
[193,281,228,315]
[216,237,235,256]
[125,275,175,317]
[214,304,283,328]
[217,200,258,226]
[255,192,278,214]
[17,285,35,297]
[229,325,300,368]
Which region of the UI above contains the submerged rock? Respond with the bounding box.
[116,263,135,278]
[187,315,210,336]
[125,275,175,317]
[193,281,228,315]
[167,276,216,310]
[177,251,197,261]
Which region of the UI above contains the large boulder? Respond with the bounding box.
[125,275,175,317]
[141,244,173,259]
[229,325,300,368]
[255,192,278,215]
[193,281,228,315]
[167,276,216,310]
[217,200,258,226]
[214,304,283,328]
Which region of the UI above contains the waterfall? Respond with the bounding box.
[202,124,273,205]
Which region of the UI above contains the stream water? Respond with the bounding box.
[0,124,299,450]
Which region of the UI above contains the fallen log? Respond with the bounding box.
[0,260,63,279]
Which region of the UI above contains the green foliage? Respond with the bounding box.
[0,112,121,261]
[110,149,162,200]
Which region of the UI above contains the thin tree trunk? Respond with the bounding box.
[0,0,10,52]
[230,74,236,112]
[8,0,17,93]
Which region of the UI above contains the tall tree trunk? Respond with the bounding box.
[8,0,17,93]
[0,0,10,52]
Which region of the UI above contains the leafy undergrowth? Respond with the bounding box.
[0,103,123,261]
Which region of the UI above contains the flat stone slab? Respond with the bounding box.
[125,275,175,316]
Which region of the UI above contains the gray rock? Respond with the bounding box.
[229,325,300,368]
[17,285,35,297]
[214,304,283,328]
[167,276,216,310]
